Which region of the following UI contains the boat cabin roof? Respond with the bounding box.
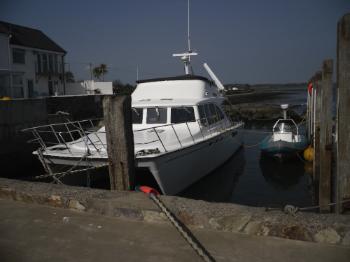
[132,75,221,102]
[132,97,224,107]
[136,75,213,84]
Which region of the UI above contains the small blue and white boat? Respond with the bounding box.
[260,104,307,158]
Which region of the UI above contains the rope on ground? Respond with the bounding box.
[265,199,350,215]
[145,192,215,262]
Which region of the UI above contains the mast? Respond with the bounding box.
[173,0,197,75]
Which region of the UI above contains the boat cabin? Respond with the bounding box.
[131,75,227,129]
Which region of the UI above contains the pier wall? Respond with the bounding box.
[0,177,349,246]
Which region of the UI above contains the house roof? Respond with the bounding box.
[0,21,66,54]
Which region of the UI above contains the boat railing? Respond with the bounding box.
[22,118,105,153]
[133,115,237,153]
[23,114,242,156]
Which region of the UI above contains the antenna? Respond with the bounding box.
[173,0,197,75]
[187,0,191,52]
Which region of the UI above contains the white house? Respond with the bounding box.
[0,21,66,99]
[66,80,113,95]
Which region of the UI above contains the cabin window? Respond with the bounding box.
[209,104,219,123]
[171,107,195,124]
[204,104,215,125]
[12,48,25,64]
[214,105,225,120]
[132,108,143,124]
[146,107,167,124]
[198,105,208,126]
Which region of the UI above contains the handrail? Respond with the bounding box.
[23,115,241,157]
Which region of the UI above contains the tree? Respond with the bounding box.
[113,79,135,95]
[93,64,108,81]
[65,71,75,83]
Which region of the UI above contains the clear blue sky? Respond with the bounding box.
[1,0,349,84]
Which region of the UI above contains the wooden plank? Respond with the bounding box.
[103,95,135,191]
[336,14,350,213]
[319,60,333,212]
[313,72,322,183]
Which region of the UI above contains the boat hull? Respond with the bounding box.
[260,136,307,157]
[39,127,243,195]
[138,128,243,195]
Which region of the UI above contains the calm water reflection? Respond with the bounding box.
[182,86,315,207]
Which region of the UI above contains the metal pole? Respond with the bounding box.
[187,0,191,52]
[8,34,12,98]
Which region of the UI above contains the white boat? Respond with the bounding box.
[24,2,244,195]
[260,104,307,158]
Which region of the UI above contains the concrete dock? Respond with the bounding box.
[1,199,350,262]
[0,178,349,261]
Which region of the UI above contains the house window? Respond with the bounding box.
[42,54,48,73]
[48,80,53,96]
[54,55,58,73]
[0,75,11,97]
[12,48,25,64]
[49,54,53,73]
[57,58,62,73]
[37,54,42,73]
[171,107,195,124]
[12,74,24,98]
[146,107,167,124]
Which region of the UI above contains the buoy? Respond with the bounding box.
[303,145,314,162]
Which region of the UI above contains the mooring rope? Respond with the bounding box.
[35,151,107,180]
[265,199,350,215]
[137,188,215,262]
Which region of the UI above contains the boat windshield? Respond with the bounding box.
[277,122,293,133]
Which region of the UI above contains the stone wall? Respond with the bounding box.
[0,177,349,246]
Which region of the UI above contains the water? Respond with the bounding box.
[2,85,315,208]
[181,85,315,208]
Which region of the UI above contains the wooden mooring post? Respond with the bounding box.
[319,60,333,212]
[312,72,322,184]
[103,95,135,191]
[336,13,350,213]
